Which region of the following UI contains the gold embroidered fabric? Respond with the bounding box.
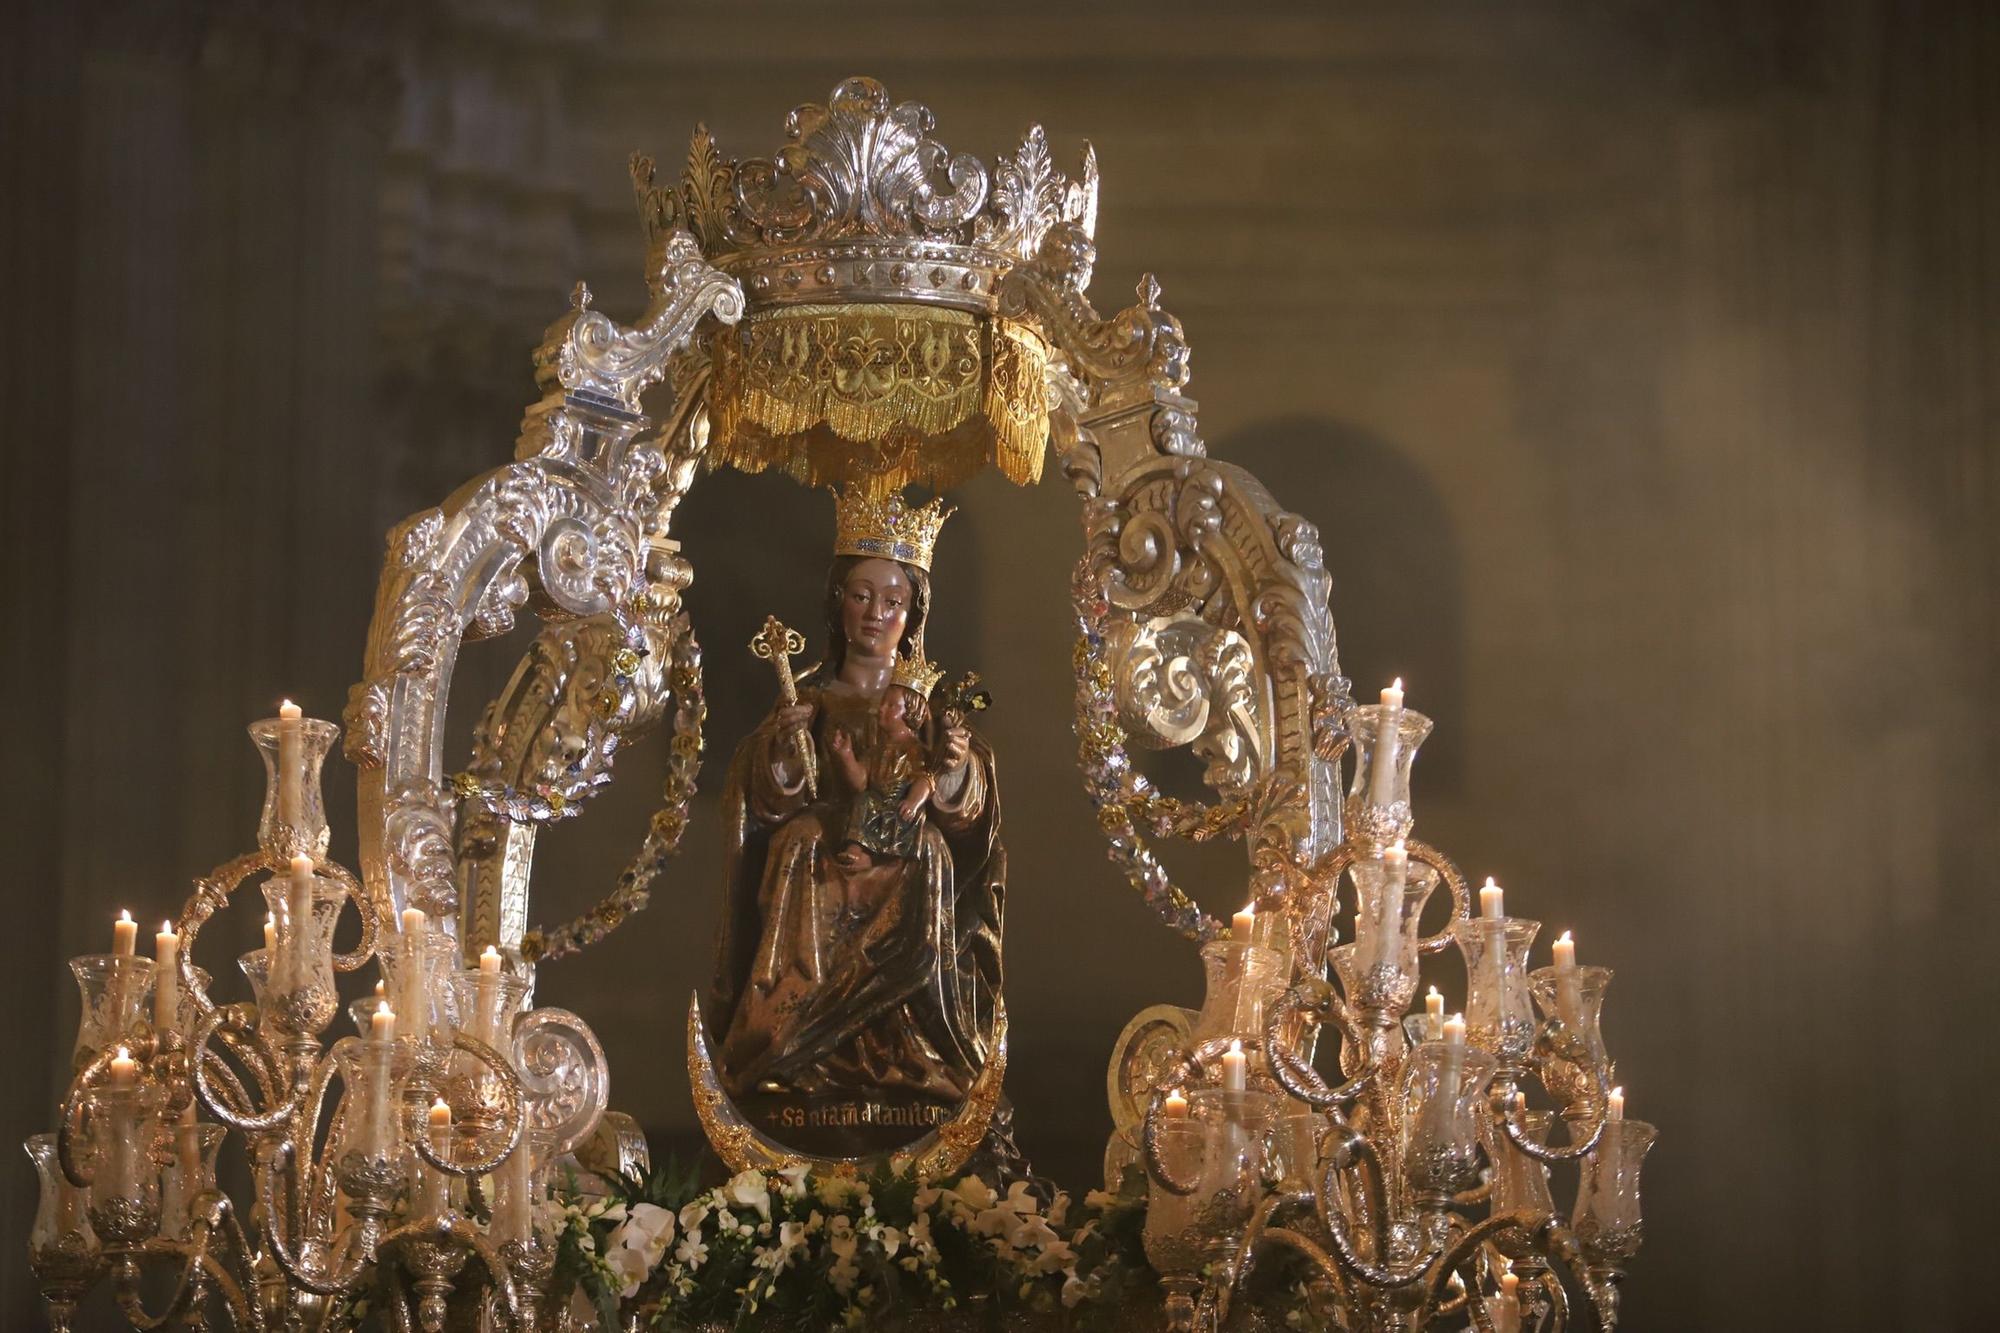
[708,303,1049,494]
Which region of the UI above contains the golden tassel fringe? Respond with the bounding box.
[709,303,1049,495]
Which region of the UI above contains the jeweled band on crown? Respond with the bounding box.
[832,490,954,572]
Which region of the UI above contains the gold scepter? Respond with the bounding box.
[750,614,817,798]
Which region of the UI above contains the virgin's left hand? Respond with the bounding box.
[939,724,971,773]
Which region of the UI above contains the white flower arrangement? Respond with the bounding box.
[545,1161,1167,1330]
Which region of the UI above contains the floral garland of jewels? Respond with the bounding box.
[1071,562,1271,944]
[521,615,706,963]
[544,1164,1331,1332]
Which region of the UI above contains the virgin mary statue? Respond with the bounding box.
[709,492,1004,1147]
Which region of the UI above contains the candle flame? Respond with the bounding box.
[376,999,393,1016]
[115,1046,129,1060]
[1558,929,1573,944]
[1483,876,1499,890]
[1228,1038,1243,1055]
[1611,1085,1623,1098]
[161,920,173,934]
[1391,677,1403,690]
[279,698,300,713]
[1427,985,1440,999]
[118,909,132,924]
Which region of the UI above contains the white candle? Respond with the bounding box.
[370,999,396,1043]
[1222,1039,1247,1092]
[285,855,316,979]
[419,1098,453,1214]
[1163,1087,1189,1119]
[1500,1269,1520,1310]
[154,922,180,1035]
[277,700,304,828]
[109,1046,137,1087]
[478,945,503,975]
[1425,985,1445,1040]
[1377,843,1410,965]
[113,909,138,956]
[1367,678,1405,810]
[1231,903,1256,945]
[1443,1013,1466,1046]
[263,912,277,955]
[1607,1086,1624,1122]
[1553,930,1582,1027]
[400,907,429,1043]
[1480,877,1505,920]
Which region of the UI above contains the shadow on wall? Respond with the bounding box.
[1214,416,1465,792]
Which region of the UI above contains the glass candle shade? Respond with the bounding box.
[25,1133,101,1316]
[489,1129,552,1246]
[1528,964,1613,1113]
[383,931,461,1059]
[1344,704,1434,846]
[239,949,271,1011]
[155,964,210,1044]
[70,955,155,1072]
[87,1084,163,1246]
[447,970,533,1132]
[1452,917,1541,1067]
[334,1039,404,1167]
[1402,1041,1497,1203]
[248,714,339,860]
[158,1121,226,1243]
[1140,1114,1207,1278]
[1188,940,1290,1048]
[1573,1119,1656,1266]
[1486,1110,1557,1261]
[260,874,344,1038]
[1338,860,1439,1013]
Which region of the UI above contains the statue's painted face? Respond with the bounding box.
[841,558,911,660]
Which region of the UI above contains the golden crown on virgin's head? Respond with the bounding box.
[631,76,1098,317]
[833,489,955,573]
[890,652,947,699]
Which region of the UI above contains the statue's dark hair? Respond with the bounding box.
[823,553,929,671]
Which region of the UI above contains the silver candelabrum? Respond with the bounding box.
[1127,698,1655,1332]
[27,709,607,1332]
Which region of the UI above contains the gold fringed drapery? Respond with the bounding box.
[708,303,1050,495]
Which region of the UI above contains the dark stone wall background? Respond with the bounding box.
[5,2,1996,1327]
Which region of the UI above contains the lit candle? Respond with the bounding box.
[1367,678,1405,810]
[263,912,277,954]
[1231,902,1256,945]
[1479,876,1505,920]
[277,699,304,828]
[154,921,180,1035]
[419,1098,453,1214]
[370,999,396,1043]
[1425,985,1445,1040]
[1222,1039,1247,1092]
[401,906,427,936]
[1553,930,1582,1027]
[1500,1268,1520,1310]
[1443,1013,1466,1046]
[1163,1087,1189,1119]
[1607,1086,1624,1122]
[113,909,138,956]
[109,1045,137,1087]
[478,945,503,975]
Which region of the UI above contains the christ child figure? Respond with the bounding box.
[827,659,944,878]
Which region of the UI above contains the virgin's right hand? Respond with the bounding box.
[776,702,816,736]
